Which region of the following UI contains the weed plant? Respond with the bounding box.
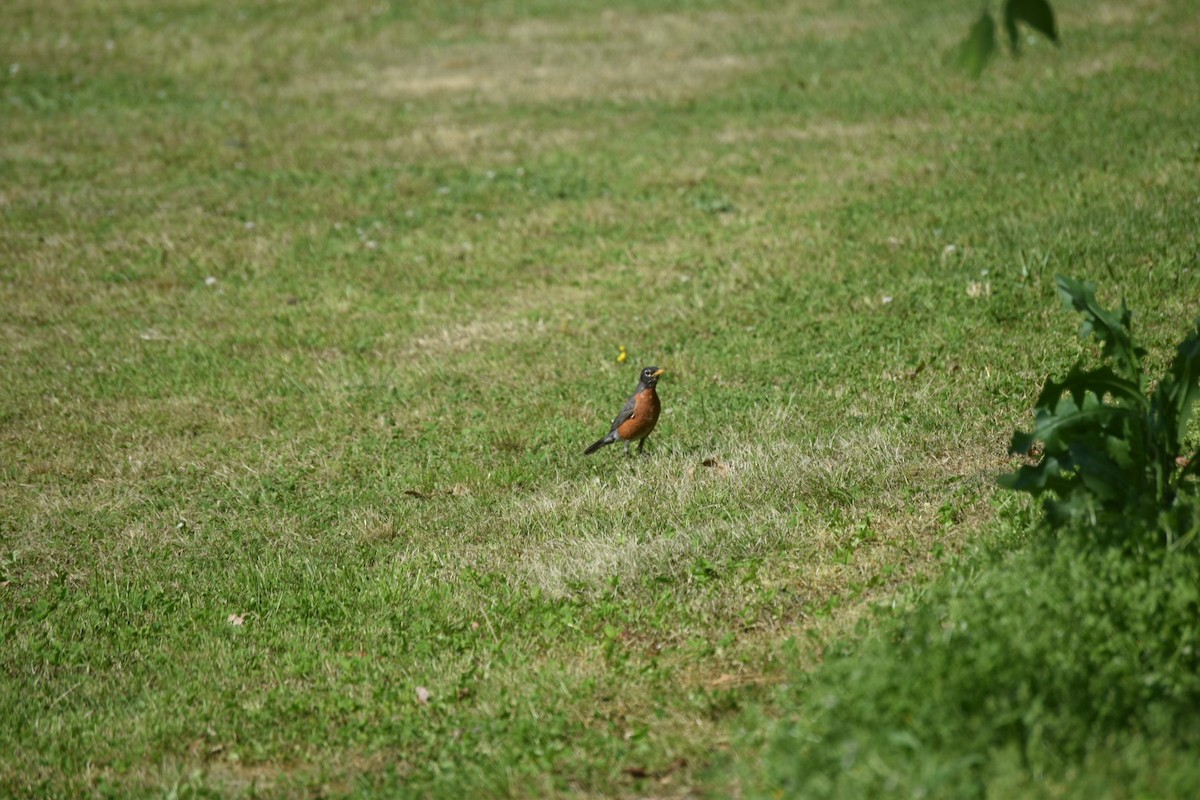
[1003,276,1200,547]
[757,285,1200,798]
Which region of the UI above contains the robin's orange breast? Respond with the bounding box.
[615,388,661,441]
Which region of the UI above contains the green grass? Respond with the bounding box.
[3,0,1199,796]
[735,509,1200,799]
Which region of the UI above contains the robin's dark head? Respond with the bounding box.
[639,366,665,387]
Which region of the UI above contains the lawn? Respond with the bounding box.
[2,0,1199,796]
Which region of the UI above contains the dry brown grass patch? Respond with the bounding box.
[289,3,886,111]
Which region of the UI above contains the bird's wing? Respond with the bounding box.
[609,391,639,431]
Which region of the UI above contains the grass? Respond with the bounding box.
[2,0,1199,796]
[738,512,1200,799]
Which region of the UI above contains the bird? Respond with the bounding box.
[584,366,665,456]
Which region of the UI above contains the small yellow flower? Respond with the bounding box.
[616,345,627,363]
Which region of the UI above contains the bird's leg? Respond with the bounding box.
[624,441,632,456]
[637,438,647,454]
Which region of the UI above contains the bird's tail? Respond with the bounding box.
[583,435,612,455]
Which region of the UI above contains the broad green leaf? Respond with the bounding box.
[957,11,997,79]
[1035,365,1144,412]
[1151,323,1200,452]
[1046,489,1097,526]
[1000,455,1070,494]
[1104,433,1135,471]
[1027,402,1130,454]
[1006,0,1060,47]
[1068,441,1132,500]
[1055,275,1144,384]
[1008,429,1037,456]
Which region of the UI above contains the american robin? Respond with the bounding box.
[584,366,665,456]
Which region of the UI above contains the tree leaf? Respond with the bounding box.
[1003,0,1022,54]
[1006,0,1060,46]
[957,11,997,79]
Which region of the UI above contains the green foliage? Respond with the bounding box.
[957,0,1060,78]
[749,280,1200,798]
[956,9,998,79]
[1004,0,1059,53]
[760,523,1200,799]
[1002,276,1200,544]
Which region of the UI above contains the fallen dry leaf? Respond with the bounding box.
[415,686,431,705]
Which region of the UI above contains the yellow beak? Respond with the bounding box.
[652,369,665,377]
